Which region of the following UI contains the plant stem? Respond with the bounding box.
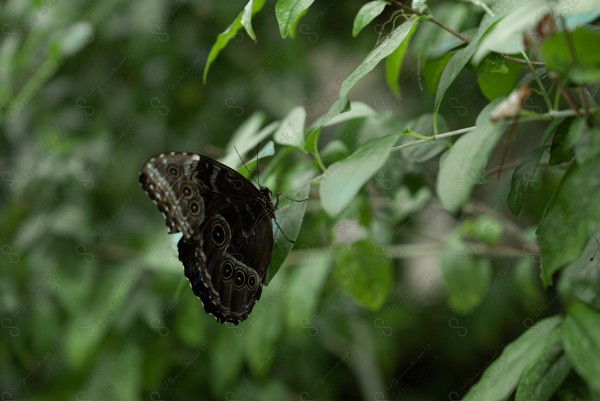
[313,149,327,172]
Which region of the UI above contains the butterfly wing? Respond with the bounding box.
[139,152,275,324]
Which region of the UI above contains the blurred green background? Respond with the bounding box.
[0,1,562,400]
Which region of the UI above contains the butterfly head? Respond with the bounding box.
[259,186,272,199]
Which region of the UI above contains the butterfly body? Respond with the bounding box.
[140,152,275,324]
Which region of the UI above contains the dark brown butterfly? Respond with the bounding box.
[139,152,275,324]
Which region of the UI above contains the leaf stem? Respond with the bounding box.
[313,149,327,172]
[520,106,597,121]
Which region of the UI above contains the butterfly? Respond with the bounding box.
[139,152,275,324]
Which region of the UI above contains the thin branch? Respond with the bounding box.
[391,126,475,152]
[390,0,470,43]
[519,106,596,121]
[503,55,545,67]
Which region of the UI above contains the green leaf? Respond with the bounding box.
[352,1,388,37]
[308,98,351,130]
[434,16,501,132]
[441,234,492,313]
[242,0,266,42]
[549,117,576,166]
[274,106,307,149]
[203,0,266,82]
[422,51,454,96]
[562,302,600,393]
[573,118,600,166]
[541,117,566,146]
[473,0,600,64]
[275,0,315,39]
[339,17,421,110]
[436,100,508,213]
[285,251,331,329]
[537,157,600,285]
[267,183,310,284]
[462,316,562,401]
[541,27,600,80]
[507,146,546,216]
[333,240,392,310]
[558,233,600,311]
[319,132,400,216]
[385,14,419,97]
[515,329,571,401]
[476,54,523,101]
[304,128,321,153]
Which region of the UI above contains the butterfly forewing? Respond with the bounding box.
[139,152,275,324]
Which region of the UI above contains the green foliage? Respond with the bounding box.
[352,1,388,38]
[3,0,600,400]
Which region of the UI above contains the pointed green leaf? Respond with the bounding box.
[267,183,310,283]
[507,146,546,216]
[275,0,315,39]
[339,17,421,110]
[242,0,266,42]
[274,106,306,149]
[562,302,600,393]
[462,316,562,401]
[549,117,576,166]
[385,17,419,97]
[304,128,321,153]
[436,100,508,213]
[320,132,400,216]
[352,1,388,37]
[203,0,266,82]
[515,329,571,401]
[537,157,600,285]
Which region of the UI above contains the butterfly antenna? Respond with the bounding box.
[233,146,260,187]
[255,143,261,187]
